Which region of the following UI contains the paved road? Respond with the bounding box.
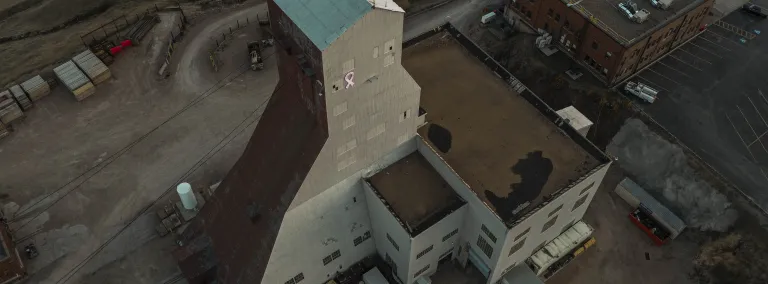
[404,0,502,41]
[631,4,768,212]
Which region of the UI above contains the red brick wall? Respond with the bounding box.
[508,0,714,85]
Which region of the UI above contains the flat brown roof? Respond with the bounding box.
[570,0,705,46]
[369,152,464,236]
[403,32,600,224]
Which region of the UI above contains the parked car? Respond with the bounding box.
[742,3,767,18]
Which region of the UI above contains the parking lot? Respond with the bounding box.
[629,5,768,212]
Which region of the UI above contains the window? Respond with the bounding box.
[285,272,305,284]
[544,23,549,31]
[476,235,494,258]
[400,109,411,122]
[481,224,497,243]
[385,253,397,275]
[337,154,356,171]
[386,233,400,251]
[367,123,386,140]
[323,249,341,265]
[384,39,395,54]
[572,194,589,211]
[443,229,459,242]
[526,11,531,18]
[336,139,356,157]
[580,182,595,195]
[508,238,526,256]
[333,102,347,116]
[416,245,434,259]
[548,204,563,217]
[564,20,570,29]
[413,264,431,278]
[354,236,363,246]
[555,13,560,21]
[343,116,356,129]
[541,215,558,233]
[514,227,530,241]
[547,8,553,16]
[384,54,395,67]
[584,55,591,62]
[592,41,598,50]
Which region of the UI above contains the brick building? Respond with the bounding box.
[506,0,714,85]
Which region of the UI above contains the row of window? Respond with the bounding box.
[505,182,595,257]
[413,264,431,279]
[284,272,305,284]
[416,245,433,259]
[476,235,494,258]
[387,233,400,251]
[442,228,459,242]
[322,249,341,266]
[480,224,497,243]
[353,230,372,246]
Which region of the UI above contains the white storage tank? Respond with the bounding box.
[0,91,24,124]
[54,60,96,101]
[21,75,51,101]
[176,182,198,210]
[8,84,32,111]
[73,49,111,85]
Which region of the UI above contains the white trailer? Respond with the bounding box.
[624,81,658,103]
[528,221,594,276]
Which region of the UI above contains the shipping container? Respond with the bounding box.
[614,178,686,239]
[72,49,111,85]
[8,84,33,110]
[20,75,51,101]
[0,91,23,124]
[54,60,96,101]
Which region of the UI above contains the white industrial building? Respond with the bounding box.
[177,1,612,283]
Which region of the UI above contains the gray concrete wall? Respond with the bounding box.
[290,7,422,210]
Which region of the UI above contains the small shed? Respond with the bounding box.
[614,178,686,239]
[0,91,23,124]
[8,84,32,111]
[72,49,111,85]
[20,75,51,101]
[557,106,593,137]
[54,60,95,101]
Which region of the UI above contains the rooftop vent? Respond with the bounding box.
[618,1,651,23]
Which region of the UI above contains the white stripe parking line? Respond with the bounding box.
[727,112,759,161]
[678,48,713,65]
[657,61,693,78]
[688,42,723,58]
[704,29,744,46]
[747,95,768,128]
[645,68,684,87]
[737,104,768,154]
[697,36,733,52]
[667,55,703,71]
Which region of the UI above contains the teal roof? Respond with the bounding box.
[274,0,373,50]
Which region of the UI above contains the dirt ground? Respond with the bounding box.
[0,0,246,88]
[0,1,275,283]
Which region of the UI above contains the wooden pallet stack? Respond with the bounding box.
[0,91,24,126]
[73,49,111,85]
[54,60,96,101]
[20,75,51,102]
